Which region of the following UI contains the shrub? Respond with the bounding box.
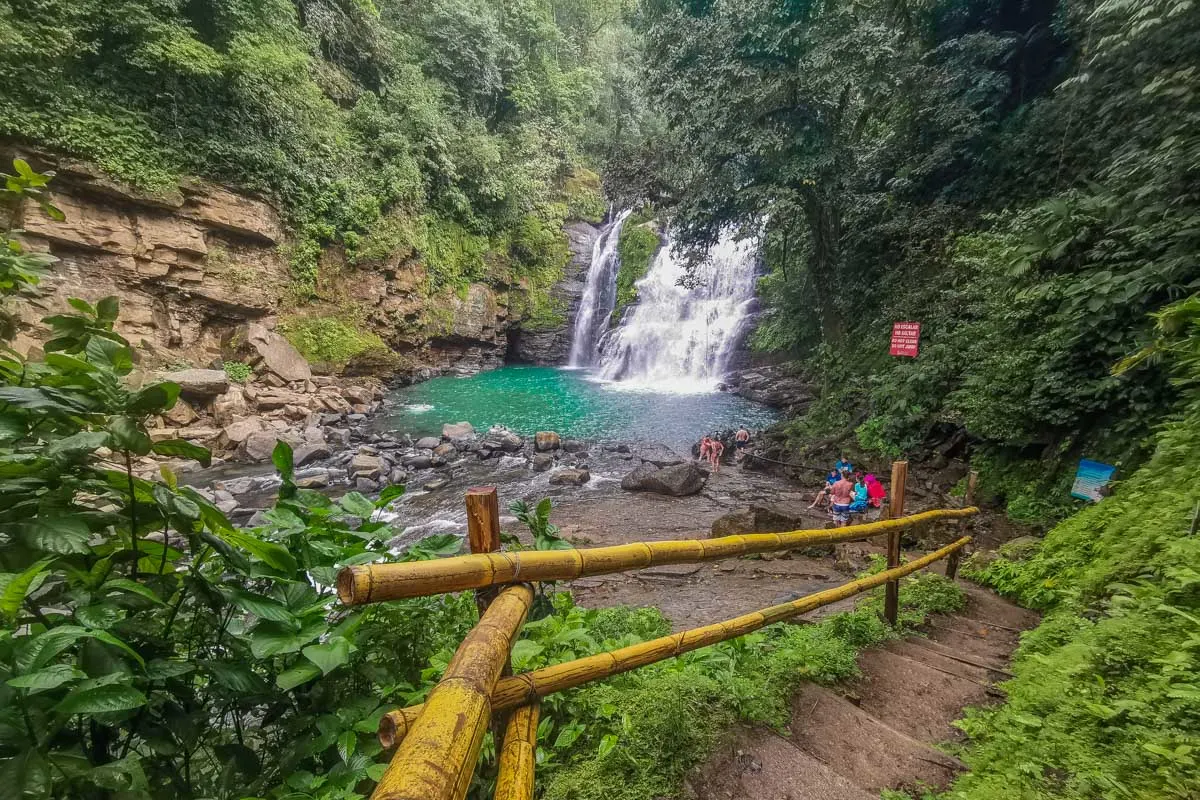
[223,360,252,383]
[278,315,388,368]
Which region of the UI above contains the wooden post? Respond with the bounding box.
[466,487,502,615]
[964,471,979,508]
[945,548,962,580]
[884,461,907,626]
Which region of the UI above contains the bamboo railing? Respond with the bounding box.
[354,463,979,800]
[376,536,971,749]
[338,507,977,605]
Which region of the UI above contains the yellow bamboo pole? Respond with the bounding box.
[493,702,539,800]
[379,537,971,748]
[371,584,534,800]
[340,508,979,605]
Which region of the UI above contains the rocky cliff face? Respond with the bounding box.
[7,147,525,379]
[507,220,599,365]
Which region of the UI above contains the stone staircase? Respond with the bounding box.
[689,580,1038,800]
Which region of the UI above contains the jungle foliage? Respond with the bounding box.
[0,0,645,301]
[633,0,1200,520]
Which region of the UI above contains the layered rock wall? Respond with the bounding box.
[507,221,599,365]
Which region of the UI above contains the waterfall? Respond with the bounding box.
[596,229,760,390]
[568,210,631,367]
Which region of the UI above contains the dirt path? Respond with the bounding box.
[686,576,1038,800]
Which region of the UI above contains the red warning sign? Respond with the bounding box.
[890,322,921,357]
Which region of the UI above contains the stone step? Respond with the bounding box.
[688,727,876,800]
[786,684,965,794]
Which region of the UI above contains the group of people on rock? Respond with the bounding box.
[809,456,886,527]
[698,426,753,474]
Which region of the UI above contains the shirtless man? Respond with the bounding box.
[829,469,855,527]
[734,426,750,461]
[699,436,712,463]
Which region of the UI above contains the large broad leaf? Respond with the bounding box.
[107,417,151,455]
[55,684,146,715]
[248,620,323,659]
[0,557,56,620]
[19,515,91,554]
[509,639,545,670]
[127,382,180,414]
[95,296,120,325]
[271,440,294,483]
[230,589,295,623]
[276,662,322,691]
[376,484,406,507]
[46,431,109,460]
[216,529,297,574]
[74,603,122,630]
[145,659,195,681]
[101,578,165,606]
[6,664,85,693]
[302,638,353,675]
[0,386,94,414]
[337,492,375,519]
[84,336,132,376]
[150,438,212,467]
[0,412,26,443]
[201,661,269,694]
[19,625,91,673]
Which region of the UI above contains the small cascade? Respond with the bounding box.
[568,210,632,367]
[597,230,760,390]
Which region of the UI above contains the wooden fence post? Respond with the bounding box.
[466,487,502,615]
[884,461,907,626]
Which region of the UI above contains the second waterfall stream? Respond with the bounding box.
[569,213,761,391]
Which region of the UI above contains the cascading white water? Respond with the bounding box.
[597,230,760,390]
[568,210,631,367]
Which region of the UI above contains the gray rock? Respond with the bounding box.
[389,468,408,485]
[433,443,457,458]
[241,430,281,462]
[163,368,230,399]
[217,477,256,495]
[245,322,312,382]
[351,453,383,479]
[562,439,587,453]
[294,443,332,467]
[423,477,450,491]
[355,477,380,492]
[535,431,561,452]
[637,443,686,468]
[296,470,330,489]
[402,454,434,470]
[621,461,707,496]
[415,436,441,450]
[326,428,351,448]
[442,421,475,440]
[549,467,591,486]
[531,453,555,472]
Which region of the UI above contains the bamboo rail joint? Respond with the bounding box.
[339,507,979,605]
[378,536,972,749]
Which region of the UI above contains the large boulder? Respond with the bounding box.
[549,468,591,486]
[709,503,833,555]
[415,436,441,450]
[637,443,686,468]
[222,417,265,445]
[621,462,707,496]
[245,323,312,382]
[241,430,281,462]
[442,421,475,441]
[351,453,383,480]
[535,431,561,452]
[163,398,198,426]
[163,369,229,400]
[531,453,555,472]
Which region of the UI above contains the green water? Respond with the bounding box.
[379,366,779,451]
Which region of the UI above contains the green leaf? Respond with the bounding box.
[75,603,122,630]
[509,639,544,670]
[202,661,268,694]
[90,630,146,668]
[302,638,353,675]
[128,382,181,415]
[230,589,296,623]
[66,298,96,316]
[271,440,294,482]
[85,336,132,375]
[7,664,86,693]
[338,492,375,519]
[56,684,146,715]
[12,158,34,179]
[337,731,356,763]
[553,721,584,749]
[276,662,322,691]
[151,439,212,467]
[96,296,120,324]
[46,431,109,459]
[145,660,195,681]
[101,578,165,605]
[249,621,323,659]
[216,529,298,574]
[19,515,91,554]
[377,484,406,507]
[597,733,618,759]
[107,416,151,455]
[0,556,55,619]
[20,625,91,673]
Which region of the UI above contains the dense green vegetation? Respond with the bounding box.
[611,211,660,323]
[631,0,1199,524]
[946,300,1200,800]
[0,0,642,306]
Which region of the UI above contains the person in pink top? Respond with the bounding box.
[829,470,855,526]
